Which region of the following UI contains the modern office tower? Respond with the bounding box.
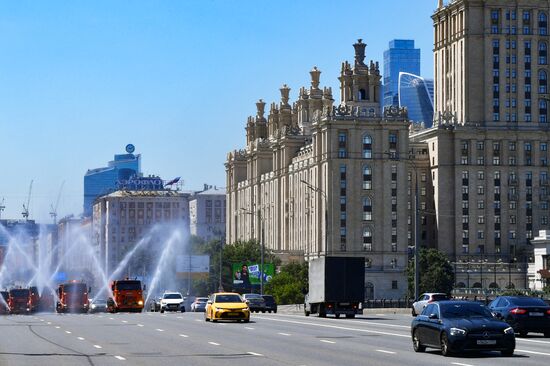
[398,72,435,127]
[226,40,410,299]
[383,40,421,108]
[83,145,141,217]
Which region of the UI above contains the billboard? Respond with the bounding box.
[232,262,274,290]
[176,255,210,276]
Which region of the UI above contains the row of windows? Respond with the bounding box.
[461,155,550,165]
[463,215,548,225]
[462,141,549,151]
[338,133,398,159]
[462,200,548,210]
[119,202,180,209]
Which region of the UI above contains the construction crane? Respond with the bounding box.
[0,198,5,220]
[49,181,65,225]
[22,180,33,220]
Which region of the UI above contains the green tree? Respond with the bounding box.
[407,248,454,297]
[265,261,308,304]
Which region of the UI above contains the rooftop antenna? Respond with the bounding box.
[49,181,65,225]
[22,180,33,220]
[0,198,5,219]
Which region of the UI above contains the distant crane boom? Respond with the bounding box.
[49,181,65,224]
[22,180,33,220]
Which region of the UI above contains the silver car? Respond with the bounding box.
[411,293,449,316]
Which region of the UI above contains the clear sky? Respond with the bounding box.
[0,0,437,222]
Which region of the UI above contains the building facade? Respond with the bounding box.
[92,188,189,276]
[407,0,550,291]
[226,40,411,299]
[383,39,421,108]
[398,72,435,127]
[189,185,226,242]
[84,145,141,217]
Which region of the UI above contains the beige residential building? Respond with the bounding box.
[226,40,412,299]
[92,190,189,276]
[408,0,550,290]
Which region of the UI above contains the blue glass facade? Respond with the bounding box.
[383,39,420,108]
[398,72,434,127]
[83,152,141,216]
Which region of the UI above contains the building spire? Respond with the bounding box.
[310,66,321,90]
[353,39,366,66]
[438,0,443,9]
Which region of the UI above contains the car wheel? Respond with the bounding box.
[160,309,164,314]
[501,348,514,357]
[261,310,265,313]
[519,331,528,337]
[412,308,417,317]
[544,331,550,338]
[244,318,249,323]
[440,332,452,357]
[304,309,310,317]
[212,318,218,323]
[274,309,277,313]
[335,313,340,318]
[412,330,426,353]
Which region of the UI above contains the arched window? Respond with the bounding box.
[456,282,466,288]
[539,42,548,65]
[362,227,372,251]
[363,135,372,159]
[539,70,548,93]
[359,89,367,100]
[540,100,548,123]
[472,282,482,288]
[363,197,372,221]
[540,12,548,35]
[363,166,372,190]
[489,282,499,289]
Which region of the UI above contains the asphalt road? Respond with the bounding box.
[1,310,550,366]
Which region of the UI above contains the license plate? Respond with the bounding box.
[339,303,350,306]
[530,312,544,317]
[477,340,497,345]
[227,312,239,317]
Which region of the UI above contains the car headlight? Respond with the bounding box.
[138,300,143,306]
[450,328,467,336]
[91,304,96,309]
[504,327,514,335]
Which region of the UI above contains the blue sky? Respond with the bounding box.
[0,0,436,222]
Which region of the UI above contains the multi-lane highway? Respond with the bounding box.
[1,310,550,366]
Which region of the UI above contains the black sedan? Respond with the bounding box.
[262,295,278,313]
[488,296,550,337]
[411,301,515,357]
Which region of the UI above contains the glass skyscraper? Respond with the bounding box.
[398,72,434,127]
[83,148,141,216]
[383,39,420,108]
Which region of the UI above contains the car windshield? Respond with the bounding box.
[215,294,243,303]
[441,303,493,318]
[196,298,208,303]
[115,281,141,291]
[163,294,182,299]
[244,294,262,299]
[64,284,87,293]
[509,297,548,306]
[10,289,29,297]
[93,300,107,304]
[431,294,449,301]
[262,295,274,302]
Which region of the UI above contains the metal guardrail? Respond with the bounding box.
[363,299,413,309]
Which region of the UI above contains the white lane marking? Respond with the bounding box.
[247,352,263,356]
[451,362,475,366]
[179,334,189,338]
[55,326,60,329]
[137,324,144,327]
[177,316,183,319]
[245,327,255,330]
[94,345,102,349]
[65,331,72,334]
[260,317,409,338]
[361,321,409,329]
[376,349,396,354]
[320,339,335,344]
[122,320,128,323]
[40,319,44,322]
[114,355,126,360]
[516,349,550,356]
[109,317,114,320]
[77,337,85,341]
[156,329,164,332]
[195,319,202,322]
[47,322,52,325]
[208,342,220,346]
[375,314,385,316]
[517,338,550,345]
[278,332,291,336]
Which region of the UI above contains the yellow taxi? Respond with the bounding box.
[204,292,250,322]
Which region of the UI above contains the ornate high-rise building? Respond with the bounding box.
[410,0,550,290]
[226,40,412,299]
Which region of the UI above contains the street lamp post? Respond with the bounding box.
[241,208,265,295]
[300,180,329,256]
